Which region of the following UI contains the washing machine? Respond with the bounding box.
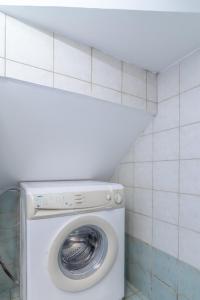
[20,181,125,300]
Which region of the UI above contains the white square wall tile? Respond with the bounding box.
[0,12,5,58]
[153,191,179,225]
[147,101,157,115]
[134,135,153,162]
[6,16,53,71]
[180,50,200,92]
[134,162,152,189]
[133,188,153,217]
[118,163,134,187]
[157,64,179,102]
[54,73,91,96]
[153,128,179,161]
[153,220,178,257]
[121,144,134,163]
[6,60,53,87]
[0,57,5,76]
[92,49,121,91]
[179,228,200,269]
[180,194,200,233]
[122,62,146,99]
[180,86,200,126]
[132,213,152,244]
[153,161,179,192]
[124,187,134,211]
[54,35,91,82]
[92,84,121,104]
[180,123,200,159]
[147,71,157,102]
[180,160,200,195]
[122,93,146,110]
[153,96,179,132]
[142,121,153,135]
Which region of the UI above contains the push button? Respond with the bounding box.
[106,194,112,201]
[114,193,123,205]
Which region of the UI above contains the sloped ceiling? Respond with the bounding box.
[1,5,200,72]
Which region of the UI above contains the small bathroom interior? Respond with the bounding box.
[1,1,200,300]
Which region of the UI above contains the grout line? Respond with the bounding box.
[123,184,200,198]
[52,32,55,88]
[142,119,200,137]
[6,58,54,74]
[1,56,150,100]
[177,61,181,296]
[151,118,154,290]
[158,81,200,103]
[126,207,200,236]
[120,157,200,165]
[146,70,148,112]
[4,14,6,76]
[121,61,123,105]
[90,47,93,94]
[159,47,200,74]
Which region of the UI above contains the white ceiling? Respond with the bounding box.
[1,6,200,72]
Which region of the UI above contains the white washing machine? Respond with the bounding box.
[20,181,125,300]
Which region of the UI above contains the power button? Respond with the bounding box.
[115,193,123,205]
[106,194,112,201]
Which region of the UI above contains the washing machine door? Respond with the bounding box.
[48,216,118,292]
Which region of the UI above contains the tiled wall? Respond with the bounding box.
[0,12,157,114]
[0,192,19,299]
[0,11,157,299]
[126,235,200,300]
[112,49,200,299]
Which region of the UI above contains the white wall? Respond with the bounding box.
[0,12,157,114]
[114,49,200,271]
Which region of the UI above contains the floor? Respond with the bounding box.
[124,282,149,300]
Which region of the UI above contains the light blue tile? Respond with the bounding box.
[152,276,176,300]
[10,286,19,299]
[0,228,17,243]
[125,294,141,300]
[126,236,152,272]
[125,234,135,264]
[0,191,19,214]
[178,295,189,300]
[0,236,19,265]
[132,238,152,272]
[0,265,15,291]
[0,212,18,230]
[178,261,200,300]
[131,263,152,300]
[137,291,150,300]
[152,247,178,290]
[125,284,134,297]
[0,289,10,300]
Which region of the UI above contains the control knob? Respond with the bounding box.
[115,193,123,204]
[106,193,112,201]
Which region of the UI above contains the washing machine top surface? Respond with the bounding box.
[20,180,123,193]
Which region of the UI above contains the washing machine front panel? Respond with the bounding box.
[21,181,125,300]
[48,215,118,292]
[25,208,125,300]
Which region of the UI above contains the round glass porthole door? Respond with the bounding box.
[58,225,108,280]
[48,216,118,292]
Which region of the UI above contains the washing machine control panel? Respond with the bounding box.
[26,188,124,219]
